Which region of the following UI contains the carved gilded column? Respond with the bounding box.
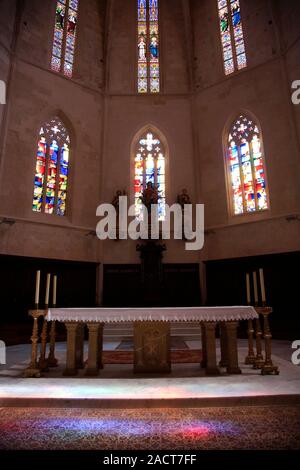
[203,322,220,376]
[23,310,45,378]
[63,322,79,376]
[225,321,241,374]
[38,315,49,372]
[253,316,265,369]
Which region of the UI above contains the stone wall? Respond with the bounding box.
[0,0,299,270]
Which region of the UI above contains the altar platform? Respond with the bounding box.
[1,339,299,408]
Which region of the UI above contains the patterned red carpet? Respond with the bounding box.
[102,349,202,363]
[0,405,299,450]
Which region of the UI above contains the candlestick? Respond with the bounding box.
[259,268,266,303]
[35,270,41,306]
[246,273,250,304]
[23,309,45,378]
[253,271,258,304]
[45,273,51,306]
[53,275,57,305]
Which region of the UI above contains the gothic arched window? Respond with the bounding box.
[217,0,247,75]
[32,117,70,216]
[226,113,268,215]
[51,0,79,78]
[137,0,160,93]
[134,130,166,219]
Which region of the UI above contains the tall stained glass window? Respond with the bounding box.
[134,131,165,220]
[217,0,247,75]
[51,0,79,78]
[227,114,268,215]
[32,117,70,216]
[137,0,160,93]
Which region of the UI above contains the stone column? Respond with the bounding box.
[203,322,220,376]
[85,323,101,376]
[63,322,79,376]
[200,323,207,368]
[225,321,241,374]
[219,322,229,367]
[75,323,85,369]
[98,323,104,369]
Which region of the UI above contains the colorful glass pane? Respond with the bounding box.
[137,0,160,93]
[157,153,165,220]
[218,3,234,76]
[51,1,79,78]
[32,118,70,216]
[228,114,268,215]
[218,0,247,75]
[229,142,243,215]
[32,136,47,212]
[252,135,267,211]
[138,21,148,93]
[57,143,69,216]
[134,131,165,220]
[64,4,78,77]
[45,140,59,214]
[51,2,66,73]
[241,141,255,212]
[230,0,247,71]
[149,0,159,93]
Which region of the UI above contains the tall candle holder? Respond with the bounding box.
[253,303,265,369]
[23,306,45,378]
[47,304,58,367]
[38,307,49,371]
[245,303,256,365]
[257,304,279,375]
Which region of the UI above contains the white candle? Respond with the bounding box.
[246,273,251,304]
[45,273,51,306]
[35,270,41,306]
[253,271,258,304]
[53,275,57,306]
[259,268,266,303]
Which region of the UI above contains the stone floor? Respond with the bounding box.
[0,339,299,406]
[1,405,300,450]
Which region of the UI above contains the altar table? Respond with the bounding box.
[47,306,258,376]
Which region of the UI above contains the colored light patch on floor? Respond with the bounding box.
[0,406,299,450]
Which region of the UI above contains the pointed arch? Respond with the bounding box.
[32,116,71,216]
[131,125,168,220]
[224,111,269,216]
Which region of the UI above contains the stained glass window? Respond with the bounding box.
[227,114,268,215]
[137,0,160,93]
[32,117,70,216]
[134,131,165,220]
[217,0,247,75]
[51,0,79,78]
